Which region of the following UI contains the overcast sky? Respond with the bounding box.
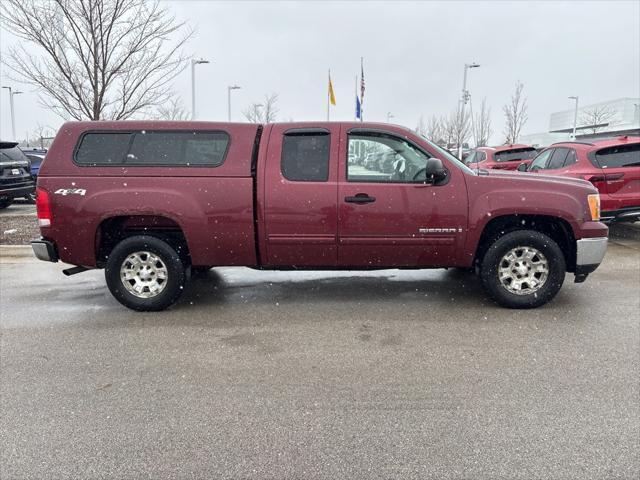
[1,0,639,144]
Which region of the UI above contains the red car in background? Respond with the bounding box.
[519,136,640,222]
[465,144,539,170]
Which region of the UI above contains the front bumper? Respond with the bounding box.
[575,236,608,276]
[31,239,59,262]
[601,207,640,223]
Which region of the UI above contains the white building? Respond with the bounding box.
[521,97,640,147]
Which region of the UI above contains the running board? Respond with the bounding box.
[63,266,91,276]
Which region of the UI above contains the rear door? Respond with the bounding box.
[592,142,640,208]
[337,128,468,268]
[262,125,339,267]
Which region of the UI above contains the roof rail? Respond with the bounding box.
[550,141,595,146]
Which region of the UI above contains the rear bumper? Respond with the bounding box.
[601,207,640,223]
[0,183,35,200]
[31,239,59,262]
[575,236,607,276]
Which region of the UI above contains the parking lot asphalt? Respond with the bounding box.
[1,231,639,479]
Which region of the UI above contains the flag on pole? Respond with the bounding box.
[360,58,365,103]
[328,73,336,106]
[355,94,361,120]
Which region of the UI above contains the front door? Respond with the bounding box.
[338,128,468,267]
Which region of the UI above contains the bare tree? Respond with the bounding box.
[503,81,528,143]
[154,96,189,120]
[473,98,492,147]
[0,0,193,121]
[20,123,56,148]
[415,115,427,137]
[428,115,448,145]
[445,109,471,150]
[580,106,617,134]
[243,93,279,123]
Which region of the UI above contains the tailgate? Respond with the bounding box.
[591,142,640,200]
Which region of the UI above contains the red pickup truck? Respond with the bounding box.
[31,121,608,311]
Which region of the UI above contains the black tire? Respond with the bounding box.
[105,235,187,311]
[0,198,13,209]
[480,230,565,309]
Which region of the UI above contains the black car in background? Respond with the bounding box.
[1,141,36,208]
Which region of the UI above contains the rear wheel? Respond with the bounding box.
[480,230,565,308]
[105,235,186,311]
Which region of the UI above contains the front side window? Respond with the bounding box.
[75,131,229,167]
[546,148,570,169]
[348,133,431,183]
[465,151,477,164]
[529,149,553,170]
[281,132,330,182]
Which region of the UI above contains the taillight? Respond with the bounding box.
[36,187,52,227]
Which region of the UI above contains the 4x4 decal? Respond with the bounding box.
[54,188,86,196]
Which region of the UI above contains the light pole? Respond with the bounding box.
[386,112,394,123]
[568,96,579,139]
[227,85,241,121]
[459,62,480,158]
[2,86,23,140]
[191,58,210,120]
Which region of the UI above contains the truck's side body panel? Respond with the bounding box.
[37,120,608,271]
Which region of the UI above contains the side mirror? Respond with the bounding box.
[425,158,447,182]
[517,162,528,172]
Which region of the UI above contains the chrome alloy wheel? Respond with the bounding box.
[498,246,549,295]
[120,251,168,298]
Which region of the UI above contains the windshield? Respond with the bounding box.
[0,145,30,165]
[420,136,476,175]
[494,148,538,162]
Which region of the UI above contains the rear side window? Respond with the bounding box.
[594,143,640,168]
[75,133,132,165]
[75,131,229,167]
[564,149,577,167]
[281,132,330,182]
[494,148,538,162]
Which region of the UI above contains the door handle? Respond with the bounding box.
[345,193,376,204]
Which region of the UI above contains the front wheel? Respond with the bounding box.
[480,230,565,308]
[105,235,187,311]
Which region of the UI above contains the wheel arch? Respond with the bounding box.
[95,215,191,266]
[473,214,577,272]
